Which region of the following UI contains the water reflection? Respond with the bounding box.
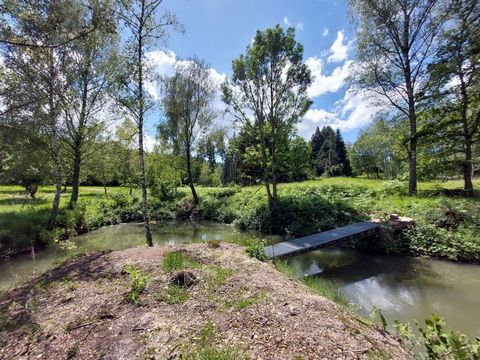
[286,247,480,337]
[1,222,479,338]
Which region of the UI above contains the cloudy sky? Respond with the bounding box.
[143,0,382,147]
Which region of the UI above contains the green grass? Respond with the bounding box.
[1,177,479,262]
[180,321,249,360]
[157,285,189,304]
[162,251,201,272]
[275,260,346,305]
[206,266,235,288]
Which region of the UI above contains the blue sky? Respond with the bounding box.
[143,0,382,146]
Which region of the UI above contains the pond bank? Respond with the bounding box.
[0,243,409,359]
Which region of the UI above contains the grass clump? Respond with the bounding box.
[206,266,235,288]
[162,251,201,272]
[123,264,148,304]
[275,260,345,305]
[157,285,189,305]
[180,321,249,360]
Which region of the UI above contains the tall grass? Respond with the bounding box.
[274,260,346,305]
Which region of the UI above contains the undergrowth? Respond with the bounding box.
[123,264,148,304]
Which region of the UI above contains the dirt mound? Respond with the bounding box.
[0,243,408,359]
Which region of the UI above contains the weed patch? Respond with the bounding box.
[162,251,201,272]
[157,285,189,305]
[123,264,148,304]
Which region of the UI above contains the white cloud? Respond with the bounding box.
[145,50,231,131]
[298,87,388,136]
[283,17,303,31]
[306,57,353,98]
[322,27,329,37]
[143,133,159,152]
[328,31,351,63]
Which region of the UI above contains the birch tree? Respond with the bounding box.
[349,0,445,195]
[116,0,182,246]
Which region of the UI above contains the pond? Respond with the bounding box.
[1,221,479,338]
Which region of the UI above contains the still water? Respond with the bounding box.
[1,221,479,337]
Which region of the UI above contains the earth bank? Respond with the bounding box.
[0,242,408,359]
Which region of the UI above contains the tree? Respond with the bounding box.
[310,127,324,176]
[222,25,312,205]
[0,126,52,198]
[159,58,216,205]
[334,129,352,176]
[428,0,480,195]
[349,118,403,178]
[309,126,351,177]
[288,136,311,181]
[349,0,444,195]
[63,0,117,206]
[116,0,182,246]
[0,0,82,226]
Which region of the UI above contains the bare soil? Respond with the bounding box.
[0,243,409,359]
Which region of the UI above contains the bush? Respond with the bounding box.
[235,188,362,237]
[395,314,480,359]
[123,264,148,304]
[402,223,480,262]
[244,238,267,261]
[151,179,176,202]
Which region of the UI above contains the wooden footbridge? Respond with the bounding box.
[264,222,380,259]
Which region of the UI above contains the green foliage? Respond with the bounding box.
[310,126,351,177]
[206,266,235,288]
[395,314,480,359]
[235,187,362,237]
[162,251,201,272]
[244,238,267,261]
[370,306,387,331]
[302,276,346,306]
[123,264,148,304]
[348,118,404,179]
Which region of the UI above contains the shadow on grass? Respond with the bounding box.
[0,197,49,206]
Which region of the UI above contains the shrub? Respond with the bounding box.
[123,264,148,304]
[235,189,362,237]
[395,314,480,359]
[244,238,267,261]
[151,180,176,202]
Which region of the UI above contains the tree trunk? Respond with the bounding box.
[463,138,474,195]
[271,142,278,201]
[69,64,89,207]
[460,74,474,196]
[47,50,62,227]
[257,124,273,205]
[137,15,153,247]
[405,72,417,196]
[104,184,107,195]
[48,144,62,228]
[186,150,199,204]
[69,148,82,206]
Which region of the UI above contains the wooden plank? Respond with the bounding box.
[264,222,380,259]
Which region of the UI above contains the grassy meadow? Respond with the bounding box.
[1,177,479,261]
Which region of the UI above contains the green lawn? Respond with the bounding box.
[1,178,479,261]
